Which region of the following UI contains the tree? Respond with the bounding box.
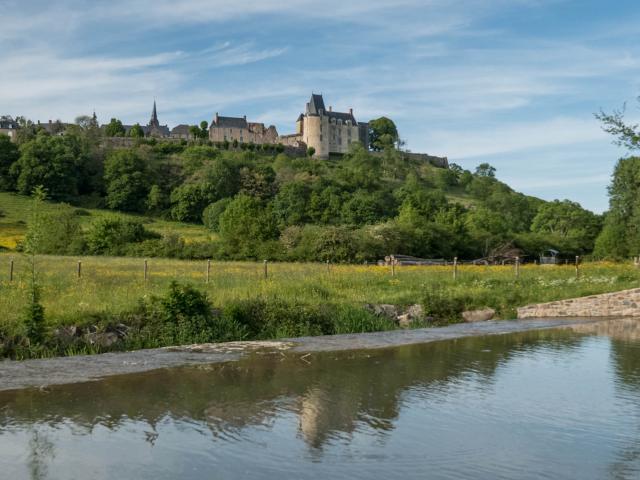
[0,134,20,190]
[104,118,126,137]
[169,183,217,222]
[369,117,398,151]
[218,195,278,257]
[593,156,640,258]
[103,149,149,212]
[475,163,496,178]
[202,198,232,231]
[272,181,312,227]
[189,125,201,140]
[199,121,209,139]
[596,100,640,151]
[307,146,316,157]
[129,123,145,138]
[11,134,80,199]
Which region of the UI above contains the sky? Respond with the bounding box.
[2,0,640,212]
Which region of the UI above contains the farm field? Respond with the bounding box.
[0,192,214,250]
[1,253,638,331]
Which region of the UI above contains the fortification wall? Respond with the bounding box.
[517,288,640,318]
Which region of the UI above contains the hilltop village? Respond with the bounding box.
[1,94,381,160]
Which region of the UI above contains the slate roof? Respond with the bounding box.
[307,94,326,115]
[212,116,248,129]
[327,111,356,123]
[121,124,170,137]
[171,124,190,135]
[304,94,357,123]
[0,116,18,129]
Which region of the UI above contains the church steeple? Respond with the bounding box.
[149,100,159,128]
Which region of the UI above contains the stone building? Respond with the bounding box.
[36,119,70,136]
[208,113,278,144]
[170,124,191,139]
[285,94,369,158]
[0,116,19,141]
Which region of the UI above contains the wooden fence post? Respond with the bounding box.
[263,259,268,279]
[326,259,330,273]
[9,259,14,282]
[391,259,396,277]
[77,261,82,279]
[206,259,211,284]
[453,257,458,281]
[144,259,148,282]
[515,256,520,278]
[575,256,580,280]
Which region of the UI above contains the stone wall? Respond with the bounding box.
[370,151,449,169]
[517,288,640,318]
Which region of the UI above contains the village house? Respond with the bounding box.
[0,116,19,141]
[208,113,279,145]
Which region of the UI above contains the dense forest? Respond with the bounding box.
[0,117,617,262]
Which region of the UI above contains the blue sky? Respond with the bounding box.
[2,0,640,212]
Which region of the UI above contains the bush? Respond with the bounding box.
[422,286,472,323]
[127,282,246,348]
[221,297,334,339]
[86,217,159,255]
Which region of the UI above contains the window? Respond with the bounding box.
[320,134,323,142]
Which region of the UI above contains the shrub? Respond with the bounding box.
[422,286,472,323]
[86,217,159,255]
[221,297,334,339]
[202,198,232,231]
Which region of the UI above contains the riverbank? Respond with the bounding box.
[0,317,617,392]
[2,254,639,360]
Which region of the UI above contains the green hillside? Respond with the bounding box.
[0,129,603,261]
[0,192,214,250]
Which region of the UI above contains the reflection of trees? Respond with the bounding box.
[607,323,640,478]
[28,429,55,480]
[0,328,582,451]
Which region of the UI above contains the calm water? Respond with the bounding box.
[1,320,640,479]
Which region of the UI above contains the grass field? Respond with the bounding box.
[1,253,639,332]
[0,192,214,250]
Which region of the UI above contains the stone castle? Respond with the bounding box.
[203,93,369,158]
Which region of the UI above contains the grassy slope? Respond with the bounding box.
[0,192,214,250]
[0,254,638,333]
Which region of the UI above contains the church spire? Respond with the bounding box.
[149,100,159,128]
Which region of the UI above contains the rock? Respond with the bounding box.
[53,325,78,340]
[364,304,400,320]
[462,308,496,323]
[84,332,119,348]
[112,324,129,339]
[397,304,424,328]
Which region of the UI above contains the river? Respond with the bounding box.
[1,318,640,479]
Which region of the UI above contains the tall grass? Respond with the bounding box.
[1,254,638,327]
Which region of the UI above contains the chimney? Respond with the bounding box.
[215,112,219,124]
[49,119,52,124]
[349,108,353,116]
[329,106,332,112]
[243,115,247,121]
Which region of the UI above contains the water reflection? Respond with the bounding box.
[1,322,640,479]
